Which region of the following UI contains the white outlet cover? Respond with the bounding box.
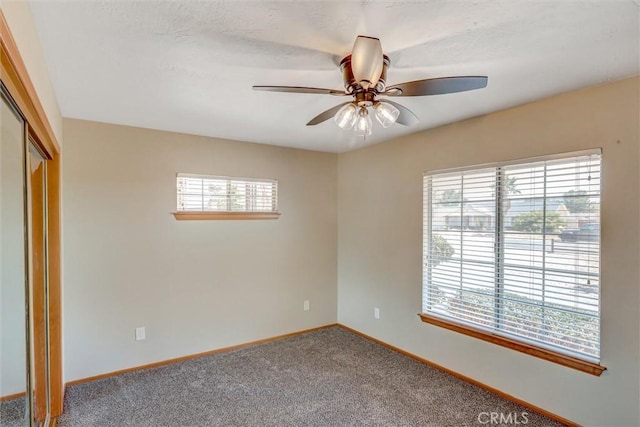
[135,326,145,341]
[374,307,380,319]
[303,300,310,311]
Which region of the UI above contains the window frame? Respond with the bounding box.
[172,173,280,221]
[420,149,605,376]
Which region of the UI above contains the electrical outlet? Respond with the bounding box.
[135,326,146,341]
[374,307,380,319]
[303,300,310,311]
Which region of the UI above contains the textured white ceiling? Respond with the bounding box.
[29,1,639,153]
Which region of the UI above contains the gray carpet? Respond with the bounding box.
[57,327,563,426]
[0,397,26,427]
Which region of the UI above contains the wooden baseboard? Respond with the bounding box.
[0,391,26,402]
[337,324,579,427]
[65,324,337,387]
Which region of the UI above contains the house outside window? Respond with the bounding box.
[173,174,279,220]
[422,150,602,373]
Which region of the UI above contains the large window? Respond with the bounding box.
[174,174,279,220]
[421,150,603,374]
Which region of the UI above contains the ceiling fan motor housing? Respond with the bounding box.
[340,54,390,94]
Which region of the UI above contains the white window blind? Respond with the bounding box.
[176,174,278,213]
[423,150,601,362]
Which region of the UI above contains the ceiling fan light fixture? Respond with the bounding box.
[354,107,372,136]
[373,101,400,128]
[253,35,488,138]
[351,36,383,90]
[334,103,358,129]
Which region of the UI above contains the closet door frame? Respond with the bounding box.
[1,11,63,419]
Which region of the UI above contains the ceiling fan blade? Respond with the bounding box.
[306,102,353,126]
[253,86,347,96]
[351,36,384,90]
[385,76,488,97]
[380,99,420,126]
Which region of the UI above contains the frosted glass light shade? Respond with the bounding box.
[354,108,372,136]
[374,102,400,128]
[351,36,383,90]
[334,103,358,129]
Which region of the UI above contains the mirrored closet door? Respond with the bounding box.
[1,86,33,426]
[1,85,57,427]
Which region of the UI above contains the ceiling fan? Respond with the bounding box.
[253,36,488,136]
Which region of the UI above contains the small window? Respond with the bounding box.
[173,174,279,220]
[421,150,604,375]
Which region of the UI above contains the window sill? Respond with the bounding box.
[172,212,281,221]
[418,313,606,376]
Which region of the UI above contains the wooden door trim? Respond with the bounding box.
[46,155,63,417]
[29,148,47,421]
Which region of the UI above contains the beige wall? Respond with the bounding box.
[337,77,639,426]
[1,0,62,143]
[62,119,337,381]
